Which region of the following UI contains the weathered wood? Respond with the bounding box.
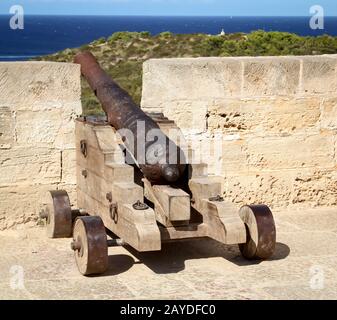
[75,117,247,252]
[75,120,123,154]
[75,120,133,183]
[238,205,276,259]
[143,179,190,227]
[146,182,190,221]
[76,120,161,252]
[189,177,246,245]
[72,216,108,275]
[143,179,172,226]
[201,199,246,245]
[189,177,222,208]
[77,188,161,252]
[160,223,208,241]
[77,164,143,207]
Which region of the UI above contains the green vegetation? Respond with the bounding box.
[35,30,337,115]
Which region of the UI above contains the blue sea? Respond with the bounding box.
[1,15,337,61]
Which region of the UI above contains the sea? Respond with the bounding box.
[1,15,337,61]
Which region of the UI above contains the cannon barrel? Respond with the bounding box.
[74,51,186,184]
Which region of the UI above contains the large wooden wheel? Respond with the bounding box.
[72,216,108,276]
[40,190,72,238]
[238,205,276,260]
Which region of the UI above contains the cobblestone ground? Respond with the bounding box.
[1,208,337,300]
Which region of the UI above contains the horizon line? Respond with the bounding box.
[1,14,337,18]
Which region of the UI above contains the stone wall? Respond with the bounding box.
[141,55,337,210]
[0,62,82,230]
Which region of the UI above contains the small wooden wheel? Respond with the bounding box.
[40,190,72,238]
[238,205,276,260]
[72,216,108,276]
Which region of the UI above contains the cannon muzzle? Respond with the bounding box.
[74,51,186,184]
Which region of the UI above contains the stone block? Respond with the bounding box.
[208,97,321,135]
[242,57,301,97]
[222,168,337,210]
[187,133,241,175]
[54,102,82,150]
[222,171,295,209]
[141,57,243,109]
[61,149,76,184]
[221,140,248,175]
[162,100,208,133]
[0,147,61,186]
[0,62,81,105]
[0,106,14,149]
[245,133,335,170]
[302,56,337,95]
[292,169,337,207]
[0,183,58,230]
[16,110,62,145]
[0,62,81,230]
[320,97,337,129]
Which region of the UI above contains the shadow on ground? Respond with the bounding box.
[100,239,290,276]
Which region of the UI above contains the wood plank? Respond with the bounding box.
[188,163,208,179]
[76,144,133,183]
[75,120,123,154]
[152,185,190,221]
[77,188,161,252]
[112,182,144,205]
[77,164,143,207]
[200,200,246,245]
[189,177,246,245]
[76,121,133,183]
[160,223,208,241]
[143,179,171,226]
[143,179,190,227]
[93,125,124,154]
[188,177,222,208]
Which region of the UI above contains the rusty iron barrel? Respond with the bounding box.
[74,51,186,184]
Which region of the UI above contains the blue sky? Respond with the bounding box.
[0,0,336,16]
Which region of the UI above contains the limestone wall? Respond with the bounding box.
[141,55,337,210]
[0,62,82,230]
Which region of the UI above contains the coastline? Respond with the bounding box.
[2,16,337,62]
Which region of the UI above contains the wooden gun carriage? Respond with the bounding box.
[39,53,276,276]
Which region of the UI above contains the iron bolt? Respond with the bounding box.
[106,192,112,202]
[81,170,88,178]
[209,195,224,202]
[132,200,149,210]
[39,209,49,219]
[70,240,81,251]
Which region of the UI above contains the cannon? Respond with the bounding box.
[39,53,277,275]
[74,51,186,184]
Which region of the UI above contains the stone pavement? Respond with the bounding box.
[1,207,337,300]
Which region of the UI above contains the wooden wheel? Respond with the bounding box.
[72,216,108,276]
[40,190,72,238]
[238,205,276,260]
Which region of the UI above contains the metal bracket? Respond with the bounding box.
[133,200,149,210]
[109,203,118,223]
[80,140,87,158]
[209,195,224,202]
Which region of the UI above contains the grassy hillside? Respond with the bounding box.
[35,31,337,115]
